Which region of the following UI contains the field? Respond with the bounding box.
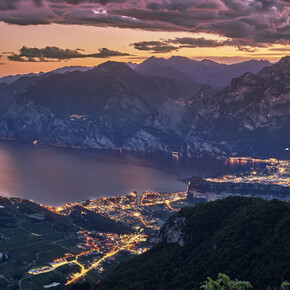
[0,191,185,289]
[0,198,81,289]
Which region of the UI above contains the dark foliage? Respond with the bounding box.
[68,205,133,234]
[96,197,290,290]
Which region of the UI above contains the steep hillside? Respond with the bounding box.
[184,56,290,157]
[68,205,133,234]
[97,197,290,290]
[0,61,200,148]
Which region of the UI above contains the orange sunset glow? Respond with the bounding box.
[0,0,289,76]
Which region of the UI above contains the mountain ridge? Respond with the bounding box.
[135,56,272,89]
[0,56,271,88]
[0,56,288,158]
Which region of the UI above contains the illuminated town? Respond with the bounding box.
[208,158,290,187]
[27,190,188,285]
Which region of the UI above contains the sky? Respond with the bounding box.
[0,0,289,76]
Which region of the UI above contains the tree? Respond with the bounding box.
[201,273,253,290]
[281,281,290,290]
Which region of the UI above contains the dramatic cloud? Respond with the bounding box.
[0,54,5,65]
[0,0,20,10]
[0,0,124,10]
[0,0,289,49]
[131,37,263,53]
[8,53,38,62]
[7,46,130,62]
[46,0,125,4]
[269,47,290,52]
[131,41,178,53]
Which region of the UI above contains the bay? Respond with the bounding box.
[0,141,257,205]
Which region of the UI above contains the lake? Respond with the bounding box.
[0,142,258,205]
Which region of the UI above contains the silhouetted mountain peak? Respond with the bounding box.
[227,72,259,95]
[169,56,191,61]
[190,84,216,106]
[241,59,270,64]
[198,84,216,94]
[95,61,131,71]
[91,61,141,80]
[52,66,92,74]
[200,59,218,64]
[146,56,160,61]
[257,55,290,79]
[126,62,138,69]
[279,55,290,64]
[140,56,167,66]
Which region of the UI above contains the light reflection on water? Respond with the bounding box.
[0,141,258,205]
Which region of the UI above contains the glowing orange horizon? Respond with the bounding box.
[0,22,288,76]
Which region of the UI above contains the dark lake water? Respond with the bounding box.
[0,142,258,205]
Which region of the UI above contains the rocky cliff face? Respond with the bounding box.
[161,216,186,247]
[0,57,289,157]
[184,56,290,157]
[162,177,290,248]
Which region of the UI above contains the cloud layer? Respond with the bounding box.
[131,37,262,53]
[0,0,289,49]
[7,46,130,62]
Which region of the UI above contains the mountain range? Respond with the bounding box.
[135,56,271,89]
[0,56,288,158]
[0,58,270,88]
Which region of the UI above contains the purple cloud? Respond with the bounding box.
[131,41,178,53]
[7,46,130,62]
[0,0,289,47]
[131,37,264,53]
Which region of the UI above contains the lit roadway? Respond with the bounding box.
[66,232,145,285]
[28,232,145,285]
[29,190,185,284]
[140,192,180,211]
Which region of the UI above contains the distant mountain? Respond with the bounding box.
[0,56,288,158]
[196,56,290,156]
[0,61,201,148]
[0,66,93,85]
[135,56,271,89]
[128,56,290,157]
[0,57,271,88]
[135,56,192,82]
[51,65,94,74]
[0,72,44,85]
[97,196,290,290]
[126,62,138,69]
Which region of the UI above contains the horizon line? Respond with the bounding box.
[1,54,286,78]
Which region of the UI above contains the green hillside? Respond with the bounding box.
[96,197,290,290]
[68,205,133,234]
